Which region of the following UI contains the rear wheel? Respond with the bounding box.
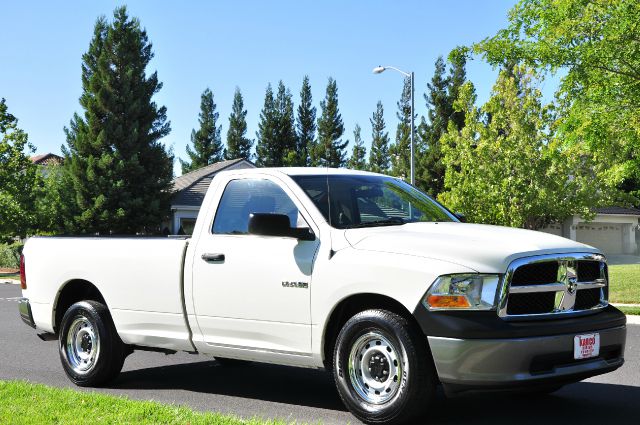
[59,301,126,387]
[333,309,437,425]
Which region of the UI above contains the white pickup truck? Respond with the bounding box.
[19,168,626,424]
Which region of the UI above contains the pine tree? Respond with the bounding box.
[448,53,467,130]
[275,81,297,166]
[225,87,252,161]
[315,78,347,167]
[255,84,279,166]
[255,82,297,167]
[181,88,223,173]
[390,77,412,180]
[347,123,367,170]
[368,101,390,173]
[62,7,173,234]
[296,76,316,166]
[417,54,467,196]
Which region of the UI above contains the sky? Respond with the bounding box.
[0,0,530,176]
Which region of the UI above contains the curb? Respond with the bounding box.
[626,315,640,325]
[0,279,19,285]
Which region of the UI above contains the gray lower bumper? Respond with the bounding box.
[18,298,36,329]
[429,325,626,393]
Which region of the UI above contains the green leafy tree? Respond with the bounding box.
[439,67,613,229]
[34,164,78,234]
[255,84,279,166]
[225,87,252,161]
[181,88,223,173]
[296,76,316,166]
[0,99,40,240]
[390,77,411,179]
[315,78,347,167]
[63,7,174,234]
[368,101,390,174]
[474,0,640,205]
[347,124,367,170]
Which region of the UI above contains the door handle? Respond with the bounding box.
[201,253,225,263]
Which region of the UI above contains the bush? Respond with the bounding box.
[0,242,23,269]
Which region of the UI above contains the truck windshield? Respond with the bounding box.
[291,174,456,229]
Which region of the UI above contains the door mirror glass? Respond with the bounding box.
[248,213,315,241]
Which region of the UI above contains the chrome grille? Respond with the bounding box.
[498,253,608,319]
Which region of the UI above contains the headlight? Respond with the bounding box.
[423,274,500,310]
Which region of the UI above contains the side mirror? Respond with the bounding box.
[454,212,467,223]
[248,213,315,241]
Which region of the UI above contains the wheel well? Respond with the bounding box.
[322,293,421,370]
[54,280,106,333]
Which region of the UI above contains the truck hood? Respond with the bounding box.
[343,222,599,273]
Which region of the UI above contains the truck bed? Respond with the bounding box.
[23,236,193,351]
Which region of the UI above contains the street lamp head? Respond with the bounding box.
[372,66,386,74]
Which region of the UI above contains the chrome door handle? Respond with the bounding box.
[201,253,225,263]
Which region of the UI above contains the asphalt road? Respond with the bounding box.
[2,282,639,425]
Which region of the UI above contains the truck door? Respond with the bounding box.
[191,176,320,356]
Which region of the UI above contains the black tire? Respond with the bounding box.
[58,300,126,387]
[215,357,251,367]
[333,309,437,425]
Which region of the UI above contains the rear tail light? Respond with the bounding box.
[20,254,26,290]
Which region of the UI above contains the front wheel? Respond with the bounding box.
[333,309,437,425]
[58,300,126,387]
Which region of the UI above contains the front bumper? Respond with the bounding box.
[429,325,625,394]
[18,297,36,329]
[414,306,627,393]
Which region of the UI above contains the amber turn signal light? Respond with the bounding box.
[427,295,470,308]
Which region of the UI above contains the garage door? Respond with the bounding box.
[576,223,623,254]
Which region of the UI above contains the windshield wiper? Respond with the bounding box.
[344,217,406,229]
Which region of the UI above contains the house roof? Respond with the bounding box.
[172,158,255,207]
[596,206,640,216]
[31,153,63,165]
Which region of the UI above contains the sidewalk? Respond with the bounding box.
[0,278,19,285]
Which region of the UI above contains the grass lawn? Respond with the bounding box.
[0,380,290,425]
[0,273,19,280]
[608,264,640,304]
[617,305,640,315]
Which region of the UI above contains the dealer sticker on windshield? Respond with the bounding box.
[574,333,600,360]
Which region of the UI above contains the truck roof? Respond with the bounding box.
[221,167,383,177]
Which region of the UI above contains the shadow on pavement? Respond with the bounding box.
[113,359,347,411]
[426,382,640,425]
[113,359,639,424]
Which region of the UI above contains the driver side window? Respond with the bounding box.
[212,179,305,235]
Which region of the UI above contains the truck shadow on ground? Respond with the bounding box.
[112,359,640,424]
[113,359,347,411]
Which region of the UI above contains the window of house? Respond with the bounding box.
[179,218,196,235]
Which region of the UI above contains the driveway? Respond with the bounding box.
[1,282,639,424]
[608,255,640,265]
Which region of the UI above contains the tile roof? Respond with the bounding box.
[596,206,640,216]
[172,158,255,206]
[31,153,63,165]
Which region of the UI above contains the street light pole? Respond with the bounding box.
[410,71,415,186]
[373,65,415,185]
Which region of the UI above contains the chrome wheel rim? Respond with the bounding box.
[65,316,100,374]
[348,332,403,405]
